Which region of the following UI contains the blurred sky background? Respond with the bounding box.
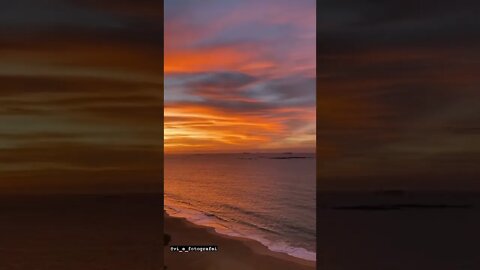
[0,0,163,193]
[318,0,480,190]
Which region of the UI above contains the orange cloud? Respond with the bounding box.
[165,47,247,74]
[164,0,316,153]
[164,104,285,152]
[165,45,280,76]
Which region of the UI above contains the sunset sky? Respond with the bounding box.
[165,0,316,153]
[318,0,480,190]
[0,0,163,193]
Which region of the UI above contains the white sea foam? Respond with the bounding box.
[165,154,316,262]
[165,200,317,262]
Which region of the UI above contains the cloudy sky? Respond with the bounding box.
[4,0,477,191]
[164,0,316,153]
[0,0,163,193]
[318,0,480,190]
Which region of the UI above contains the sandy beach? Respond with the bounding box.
[0,193,163,270]
[164,212,316,270]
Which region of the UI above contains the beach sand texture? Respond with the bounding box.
[164,213,315,270]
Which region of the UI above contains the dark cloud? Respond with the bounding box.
[318,0,480,55]
[168,72,314,110]
[188,72,256,89]
[252,77,316,105]
[0,0,123,28]
[0,0,163,49]
[0,76,161,95]
[0,142,161,168]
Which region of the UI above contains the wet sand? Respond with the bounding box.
[164,213,316,270]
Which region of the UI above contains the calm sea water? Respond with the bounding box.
[164,153,316,261]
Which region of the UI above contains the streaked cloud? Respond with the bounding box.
[165,0,316,152]
[0,0,162,193]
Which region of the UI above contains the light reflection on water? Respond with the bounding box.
[164,153,316,261]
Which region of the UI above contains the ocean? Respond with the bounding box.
[164,153,316,261]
